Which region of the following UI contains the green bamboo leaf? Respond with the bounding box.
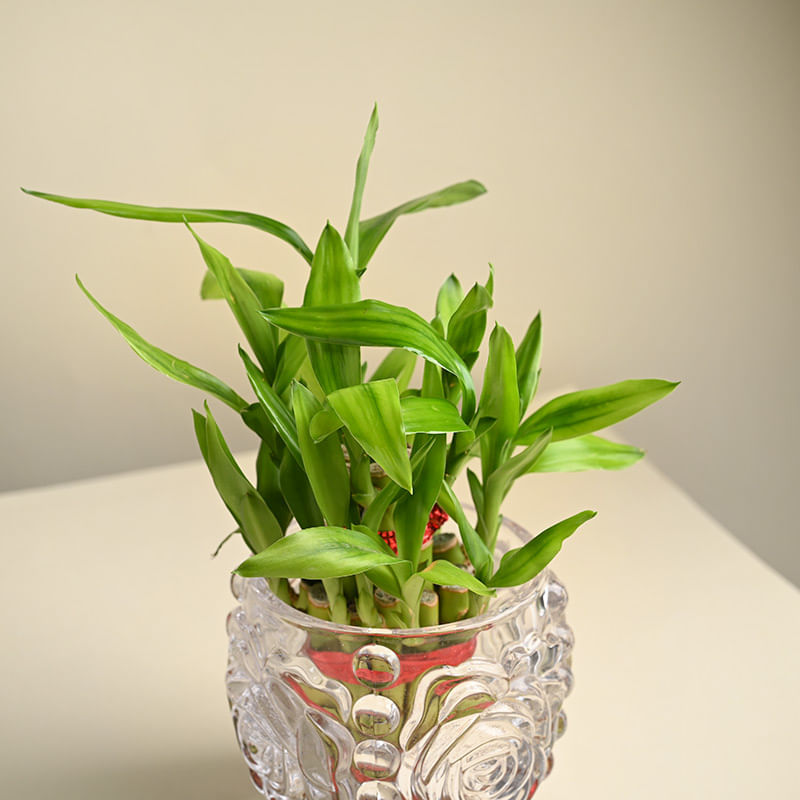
[292,383,350,527]
[515,312,541,416]
[447,278,493,363]
[23,188,313,263]
[200,267,284,310]
[370,348,417,392]
[479,324,520,474]
[234,527,405,579]
[437,480,493,582]
[357,180,487,272]
[273,334,308,397]
[327,379,412,492]
[417,560,494,597]
[309,405,344,442]
[189,226,278,379]
[262,300,476,420]
[240,348,303,466]
[529,435,645,472]
[278,447,324,529]
[193,407,282,553]
[394,435,447,566]
[516,379,680,444]
[435,273,464,334]
[344,104,379,269]
[489,511,597,587]
[401,396,471,435]
[303,223,362,393]
[77,275,247,412]
[466,468,484,518]
[255,440,292,530]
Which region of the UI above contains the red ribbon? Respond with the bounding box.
[378,503,448,555]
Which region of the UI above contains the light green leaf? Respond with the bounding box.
[345,104,379,269]
[240,348,303,466]
[370,348,417,392]
[77,275,247,411]
[193,407,281,553]
[292,383,350,527]
[401,396,472,435]
[435,273,464,334]
[417,560,494,597]
[486,429,552,500]
[327,379,412,492]
[309,405,344,442]
[262,300,476,420]
[516,379,680,444]
[479,324,520,474]
[357,180,487,272]
[273,334,308,397]
[278,447,324,529]
[489,511,597,587]
[234,527,405,579]
[515,312,541,416]
[529,434,645,472]
[200,267,283,310]
[394,435,447,567]
[24,188,313,263]
[189,226,278,378]
[447,278,493,363]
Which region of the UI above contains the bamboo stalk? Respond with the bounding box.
[374,588,405,629]
[438,584,469,623]
[433,531,466,565]
[419,589,440,627]
[306,581,332,621]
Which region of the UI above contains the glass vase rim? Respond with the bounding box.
[233,509,556,639]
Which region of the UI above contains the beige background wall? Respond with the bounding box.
[2,1,798,584]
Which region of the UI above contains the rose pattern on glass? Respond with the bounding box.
[227,567,573,800]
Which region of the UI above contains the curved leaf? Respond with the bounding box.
[262,300,476,420]
[417,560,494,597]
[489,511,596,587]
[515,312,541,416]
[234,527,405,579]
[529,435,645,472]
[437,480,492,582]
[435,273,464,334]
[370,348,417,392]
[516,379,680,444]
[357,179,487,272]
[77,276,247,411]
[23,188,313,263]
[201,267,283,310]
[345,104,379,268]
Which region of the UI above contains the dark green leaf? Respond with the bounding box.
[417,560,494,596]
[437,479,493,582]
[240,348,303,466]
[326,379,412,492]
[489,511,597,587]
[24,188,313,263]
[293,383,350,527]
[77,276,247,411]
[234,527,405,579]
[516,379,680,444]
[278,447,324,528]
[370,348,417,392]
[515,312,541,416]
[435,273,464,334]
[529,435,645,472]
[344,104,379,269]
[189,226,277,378]
[255,440,292,530]
[357,180,487,272]
[262,300,476,420]
[401,396,471,435]
[304,223,361,393]
[394,435,447,567]
[201,267,283,310]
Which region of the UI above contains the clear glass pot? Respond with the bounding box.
[226,514,574,800]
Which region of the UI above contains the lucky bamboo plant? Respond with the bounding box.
[25,106,676,629]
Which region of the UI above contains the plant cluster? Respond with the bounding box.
[25,107,676,629]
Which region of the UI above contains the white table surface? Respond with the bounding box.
[1,449,798,799]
